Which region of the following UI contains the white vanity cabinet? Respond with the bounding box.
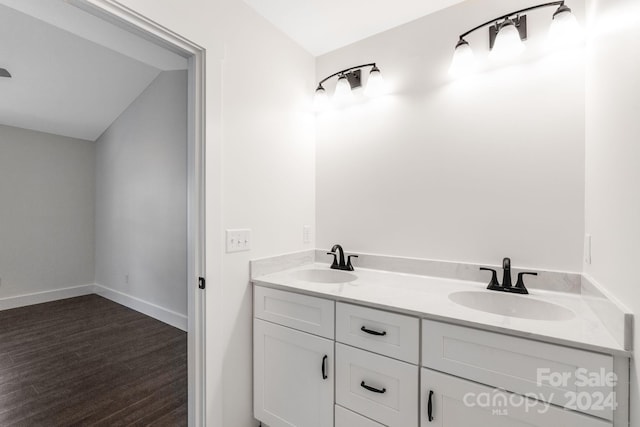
[254,287,335,427]
[253,285,627,427]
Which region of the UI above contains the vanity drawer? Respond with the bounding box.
[336,302,419,364]
[254,286,334,338]
[335,405,384,427]
[421,368,611,427]
[422,319,614,420]
[336,343,419,427]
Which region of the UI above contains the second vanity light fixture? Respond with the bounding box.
[314,63,384,110]
[450,1,580,76]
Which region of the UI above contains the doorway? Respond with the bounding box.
[0,0,205,424]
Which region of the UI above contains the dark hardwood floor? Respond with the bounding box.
[0,294,187,426]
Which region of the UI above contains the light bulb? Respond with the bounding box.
[548,5,581,47]
[364,65,385,97]
[449,39,475,77]
[333,74,353,104]
[489,19,525,61]
[313,85,329,111]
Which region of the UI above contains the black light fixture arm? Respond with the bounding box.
[458,1,565,40]
[317,63,377,88]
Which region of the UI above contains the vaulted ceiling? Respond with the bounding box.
[242,0,466,56]
[0,1,187,141]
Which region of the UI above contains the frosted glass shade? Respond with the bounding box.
[449,39,475,77]
[548,6,581,46]
[313,86,329,111]
[489,20,525,61]
[364,67,385,97]
[333,75,353,104]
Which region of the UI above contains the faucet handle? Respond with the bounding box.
[480,267,500,289]
[326,252,339,269]
[515,272,537,292]
[346,255,358,271]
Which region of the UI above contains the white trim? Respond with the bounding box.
[0,284,95,311]
[94,283,188,331]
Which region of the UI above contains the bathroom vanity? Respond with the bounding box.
[251,253,631,427]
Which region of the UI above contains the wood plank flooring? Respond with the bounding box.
[0,294,187,426]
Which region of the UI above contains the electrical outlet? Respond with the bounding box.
[125,274,129,284]
[226,229,252,253]
[303,225,311,244]
[584,234,592,264]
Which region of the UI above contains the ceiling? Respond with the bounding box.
[242,0,467,56]
[0,2,187,141]
[0,0,466,140]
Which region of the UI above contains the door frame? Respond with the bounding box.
[68,1,208,425]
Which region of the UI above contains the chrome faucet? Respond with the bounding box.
[480,257,537,294]
[327,244,358,271]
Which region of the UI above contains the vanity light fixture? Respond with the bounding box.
[314,63,384,110]
[449,1,579,75]
[0,68,11,78]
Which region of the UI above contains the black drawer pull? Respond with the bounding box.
[360,326,387,336]
[360,381,386,394]
[427,390,434,422]
[321,355,328,380]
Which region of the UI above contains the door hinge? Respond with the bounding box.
[198,277,206,290]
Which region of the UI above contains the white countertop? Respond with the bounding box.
[253,263,629,356]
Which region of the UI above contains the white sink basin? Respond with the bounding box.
[292,269,357,284]
[449,291,576,321]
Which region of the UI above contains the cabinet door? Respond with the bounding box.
[421,369,611,427]
[254,319,334,427]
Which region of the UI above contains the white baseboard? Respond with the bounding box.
[0,284,95,311]
[0,283,187,332]
[94,283,187,331]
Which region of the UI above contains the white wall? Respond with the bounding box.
[585,0,640,423]
[0,124,94,298]
[220,2,315,426]
[101,2,316,426]
[95,70,188,317]
[316,0,586,272]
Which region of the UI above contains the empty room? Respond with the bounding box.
[0,2,193,424]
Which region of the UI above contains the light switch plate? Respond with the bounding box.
[303,225,311,244]
[226,229,252,253]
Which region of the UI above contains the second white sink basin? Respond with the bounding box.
[449,291,576,321]
[292,269,357,284]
